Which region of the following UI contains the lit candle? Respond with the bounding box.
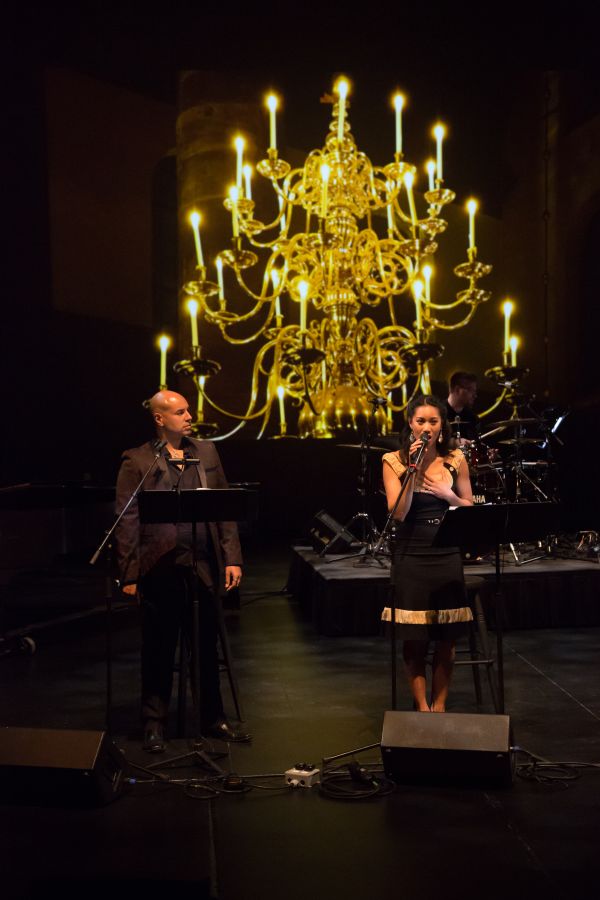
[413,279,424,329]
[322,359,327,390]
[277,385,286,427]
[502,300,513,354]
[433,123,445,183]
[266,94,278,151]
[320,163,330,218]
[229,185,239,237]
[189,211,204,268]
[509,335,519,366]
[243,163,253,201]
[216,257,224,301]
[387,391,393,428]
[187,299,199,347]
[336,78,349,143]
[198,375,205,413]
[393,93,405,156]
[426,159,436,192]
[404,171,417,227]
[158,334,171,388]
[466,198,478,250]
[298,280,309,332]
[234,136,245,192]
[422,264,432,302]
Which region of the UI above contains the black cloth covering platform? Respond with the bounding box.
[287,546,600,636]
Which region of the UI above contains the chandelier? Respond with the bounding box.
[178,76,492,439]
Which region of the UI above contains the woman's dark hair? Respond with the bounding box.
[398,394,452,463]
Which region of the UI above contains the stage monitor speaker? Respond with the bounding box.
[309,509,356,554]
[381,711,514,786]
[0,726,129,807]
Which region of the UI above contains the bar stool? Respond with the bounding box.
[455,574,500,712]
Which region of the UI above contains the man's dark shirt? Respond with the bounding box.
[445,401,480,442]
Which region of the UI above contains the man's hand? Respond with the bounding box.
[121,583,138,598]
[224,566,242,591]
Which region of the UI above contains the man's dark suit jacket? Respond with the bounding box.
[115,438,242,588]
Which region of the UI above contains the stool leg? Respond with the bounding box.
[474,593,501,714]
[468,620,483,706]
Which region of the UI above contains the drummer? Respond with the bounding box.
[445,371,480,445]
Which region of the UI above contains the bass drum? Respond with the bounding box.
[464,440,504,503]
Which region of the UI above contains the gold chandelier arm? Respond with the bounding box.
[425,306,478,330]
[202,343,276,421]
[477,387,508,420]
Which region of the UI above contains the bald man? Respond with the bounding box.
[115,391,249,751]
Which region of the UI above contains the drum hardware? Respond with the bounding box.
[498,437,545,446]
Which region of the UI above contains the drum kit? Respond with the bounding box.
[455,413,560,505]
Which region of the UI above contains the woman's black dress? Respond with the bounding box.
[382,449,473,640]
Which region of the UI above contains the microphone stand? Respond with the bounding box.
[89,438,167,735]
[373,434,430,710]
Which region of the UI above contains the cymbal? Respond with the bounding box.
[448,419,474,427]
[337,443,391,452]
[498,437,545,445]
[490,417,541,428]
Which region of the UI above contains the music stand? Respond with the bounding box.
[434,502,560,712]
[138,487,253,773]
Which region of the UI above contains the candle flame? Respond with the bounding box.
[298,280,309,301]
[266,94,278,112]
[320,163,331,182]
[433,123,446,140]
[335,78,350,99]
[422,264,433,281]
[158,335,171,352]
[271,269,280,289]
[233,135,245,152]
[189,211,201,228]
[466,198,478,215]
[502,299,514,316]
[277,385,285,399]
[187,299,199,316]
[393,93,405,111]
[412,279,424,300]
[403,171,415,189]
[229,185,239,202]
[509,336,519,351]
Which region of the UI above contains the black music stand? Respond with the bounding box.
[434,502,560,713]
[138,487,253,773]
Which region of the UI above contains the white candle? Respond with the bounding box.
[266,94,278,151]
[413,279,424,329]
[320,163,330,218]
[229,186,239,237]
[336,78,349,143]
[503,300,513,354]
[509,335,518,366]
[198,375,205,413]
[216,257,224,300]
[393,93,405,155]
[277,385,286,426]
[158,335,170,387]
[187,299,199,347]
[387,391,393,427]
[234,136,244,192]
[243,163,252,201]
[426,159,436,192]
[298,280,309,331]
[322,359,327,390]
[189,211,204,268]
[433,124,445,182]
[467,198,478,250]
[404,171,417,227]
[422,264,432,302]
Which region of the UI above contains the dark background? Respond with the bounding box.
[4,9,600,531]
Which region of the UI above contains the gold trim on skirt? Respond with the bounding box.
[381,607,474,625]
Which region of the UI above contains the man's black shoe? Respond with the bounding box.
[143,723,166,753]
[204,718,252,743]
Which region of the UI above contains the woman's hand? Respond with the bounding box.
[422,474,455,502]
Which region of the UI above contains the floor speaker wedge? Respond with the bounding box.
[381,711,513,786]
[0,726,129,806]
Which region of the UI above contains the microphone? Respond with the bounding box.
[369,396,387,407]
[409,431,431,470]
[152,438,168,454]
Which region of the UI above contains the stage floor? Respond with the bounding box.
[1,537,600,899]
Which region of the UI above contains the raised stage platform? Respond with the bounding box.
[287,545,600,636]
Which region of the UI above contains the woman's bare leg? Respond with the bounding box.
[403,640,430,711]
[431,640,455,712]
